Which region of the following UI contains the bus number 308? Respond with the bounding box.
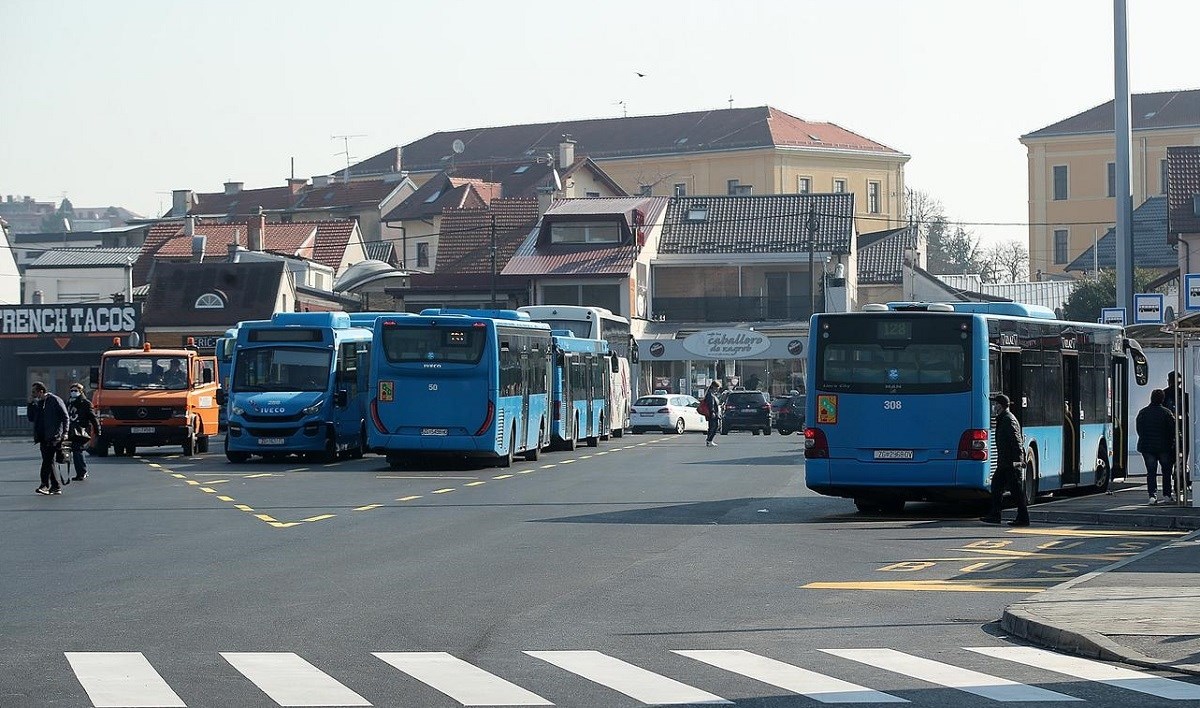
[883,400,902,410]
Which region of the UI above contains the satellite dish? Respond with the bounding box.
[552,169,562,192]
[451,139,465,154]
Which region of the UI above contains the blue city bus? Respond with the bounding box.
[804,302,1148,514]
[222,311,373,463]
[550,332,612,450]
[368,309,553,469]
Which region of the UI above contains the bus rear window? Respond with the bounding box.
[382,326,486,364]
[818,316,971,394]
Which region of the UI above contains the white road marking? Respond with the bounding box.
[676,650,907,703]
[526,650,730,704]
[220,652,371,706]
[65,652,186,708]
[374,651,552,706]
[968,646,1200,700]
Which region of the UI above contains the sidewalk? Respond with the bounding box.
[1002,480,1200,676]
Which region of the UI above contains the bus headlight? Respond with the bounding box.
[231,406,245,416]
[301,401,324,416]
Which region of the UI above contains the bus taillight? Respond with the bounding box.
[957,429,989,460]
[475,400,495,436]
[370,398,387,434]
[804,427,829,458]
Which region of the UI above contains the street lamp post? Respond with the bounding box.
[490,213,498,308]
[807,209,819,317]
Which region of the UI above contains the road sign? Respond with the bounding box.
[1133,293,1165,325]
[1186,274,1200,312]
[1100,308,1125,326]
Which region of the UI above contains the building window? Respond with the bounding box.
[1161,159,1169,195]
[194,292,224,309]
[1053,229,1069,264]
[797,177,811,194]
[833,179,846,193]
[416,242,430,268]
[1053,165,1068,200]
[868,181,880,213]
[550,221,621,244]
[673,183,687,196]
[540,283,621,313]
[1106,162,1116,198]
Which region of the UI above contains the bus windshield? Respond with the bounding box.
[538,319,593,338]
[817,315,970,394]
[233,347,332,392]
[381,326,486,364]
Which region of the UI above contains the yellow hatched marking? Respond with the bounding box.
[803,580,1047,593]
[354,504,382,511]
[465,481,486,487]
[172,473,186,479]
[493,474,514,480]
[147,463,162,468]
[200,487,217,493]
[270,522,302,528]
[254,514,277,523]
[185,480,200,486]
[244,473,273,479]
[235,504,254,512]
[397,495,422,502]
[432,488,455,494]
[202,479,229,484]
[955,547,1127,561]
[1007,528,1186,538]
[303,514,335,522]
[217,495,235,502]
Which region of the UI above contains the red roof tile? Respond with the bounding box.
[153,222,317,259]
[1168,146,1200,238]
[308,220,359,272]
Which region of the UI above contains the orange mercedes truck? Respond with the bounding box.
[89,338,219,456]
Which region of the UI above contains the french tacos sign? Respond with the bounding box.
[0,304,141,350]
[682,329,770,359]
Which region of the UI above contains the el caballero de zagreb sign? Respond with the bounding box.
[0,304,141,350]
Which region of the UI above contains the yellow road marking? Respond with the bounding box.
[1008,528,1186,538]
[397,495,422,502]
[218,495,235,502]
[303,514,335,522]
[235,504,254,512]
[354,504,382,511]
[954,547,1127,561]
[147,463,161,468]
[200,487,217,493]
[270,522,302,528]
[803,580,1049,592]
[432,488,455,494]
[254,514,277,522]
[201,479,229,484]
[185,480,200,486]
[172,473,186,479]
[377,475,479,479]
[285,468,309,473]
[244,473,273,479]
[465,481,486,487]
[493,474,513,480]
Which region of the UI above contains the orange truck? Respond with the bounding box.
[89,338,219,457]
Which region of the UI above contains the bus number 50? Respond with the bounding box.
[883,400,902,410]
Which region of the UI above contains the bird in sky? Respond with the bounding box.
[635,72,646,78]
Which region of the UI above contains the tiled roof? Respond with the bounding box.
[189,185,294,216]
[856,226,915,284]
[383,106,903,174]
[381,174,496,222]
[182,179,403,218]
[1066,196,1175,271]
[423,157,628,200]
[26,246,142,269]
[1022,89,1200,139]
[503,197,670,278]
[290,180,403,210]
[333,147,402,180]
[407,199,540,292]
[142,261,287,327]
[308,220,359,272]
[363,240,396,265]
[659,194,855,255]
[153,222,317,260]
[1168,146,1200,237]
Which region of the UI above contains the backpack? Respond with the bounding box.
[697,398,710,417]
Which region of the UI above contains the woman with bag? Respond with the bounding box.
[66,382,99,481]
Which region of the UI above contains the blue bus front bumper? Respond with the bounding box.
[226,419,330,453]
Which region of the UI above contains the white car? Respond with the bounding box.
[630,394,708,434]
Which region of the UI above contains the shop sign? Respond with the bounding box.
[0,304,140,337]
[681,329,770,359]
[185,334,220,349]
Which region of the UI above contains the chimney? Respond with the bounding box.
[171,190,194,217]
[248,207,265,252]
[191,234,207,263]
[535,186,555,216]
[224,181,244,196]
[287,177,307,195]
[32,290,44,304]
[184,215,195,237]
[312,175,333,188]
[227,228,244,262]
[558,138,575,168]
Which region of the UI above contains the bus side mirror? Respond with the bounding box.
[334,389,348,408]
[216,389,227,406]
[1134,361,1149,386]
[89,367,99,388]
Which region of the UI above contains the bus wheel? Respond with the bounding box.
[587,431,600,447]
[524,426,543,461]
[224,437,249,464]
[853,498,881,514]
[612,426,624,438]
[498,427,515,468]
[386,454,405,470]
[1094,444,1110,492]
[351,426,366,459]
[1023,454,1040,506]
[878,496,905,515]
[321,436,338,463]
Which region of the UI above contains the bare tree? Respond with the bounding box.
[981,239,1030,283]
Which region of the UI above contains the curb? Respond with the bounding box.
[1001,527,1200,676]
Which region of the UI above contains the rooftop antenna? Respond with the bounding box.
[728,94,733,109]
[615,100,628,118]
[332,134,366,181]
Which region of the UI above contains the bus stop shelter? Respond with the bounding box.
[1152,313,1200,507]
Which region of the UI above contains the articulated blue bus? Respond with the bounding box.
[368,309,553,468]
[222,312,373,463]
[550,332,611,450]
[804,302,1148,514]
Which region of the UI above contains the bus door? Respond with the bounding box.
[1061,349,1081,485]
[562,352,576,441]
[584,354,596,436]
[1001,351,1023,424]
[1112,356,1128,478]
[518,346,530,450]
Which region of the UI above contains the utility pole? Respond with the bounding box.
[1113,0,1134,317]
[490,213,498,308]
[807,209,819,317]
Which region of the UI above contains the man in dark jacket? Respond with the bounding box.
[1136,388,1175,504]
[703,382,723,447]
[27,381,68,495]
[981,394,1029,526]
[66,382,99,481]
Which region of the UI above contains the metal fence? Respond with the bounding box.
[0,401,33,438]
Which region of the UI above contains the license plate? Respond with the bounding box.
[130,427,155,434]
[258,438,286,446]
[420,428,448,436]
[873,449,913,460]
[639,412,656,416]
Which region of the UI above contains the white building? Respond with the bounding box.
[0,218,22,304]
[22,247,140,304]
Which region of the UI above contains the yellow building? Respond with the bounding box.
[1020,89,1200,277]
[344,106,909,236]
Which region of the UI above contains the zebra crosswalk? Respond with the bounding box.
[60,646,1200,707]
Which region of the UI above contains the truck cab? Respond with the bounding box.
[90,338,219,457]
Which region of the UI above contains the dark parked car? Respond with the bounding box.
[721,390,774,435]
[774,394,805,435]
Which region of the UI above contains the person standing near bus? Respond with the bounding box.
[27,381,68,495]
[703,381,723,447]
[66,382,99,481]
[1136,388,1176,504]
[981,394,1029,526]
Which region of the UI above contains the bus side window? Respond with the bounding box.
[339,342,358,395]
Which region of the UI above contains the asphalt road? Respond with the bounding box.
[2,432,1198,707]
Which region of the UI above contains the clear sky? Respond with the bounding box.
[1,0,1197,244]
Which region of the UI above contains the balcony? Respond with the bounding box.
[653,295,820,323]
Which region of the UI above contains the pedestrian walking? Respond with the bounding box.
[702,381,723,447]
[980,394,1030,526]
[66,382,98,481]
[26,381,68,495]
[1136,388,1176,504]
